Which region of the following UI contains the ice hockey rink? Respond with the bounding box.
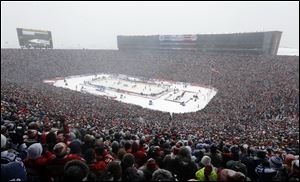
[44,73,218,113]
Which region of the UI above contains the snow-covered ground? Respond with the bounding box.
[277,47,299,56]
[45,74,217,114]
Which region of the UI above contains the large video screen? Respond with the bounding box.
[159,34,198,50]
[159,34,197,42]
[16,28,53,49]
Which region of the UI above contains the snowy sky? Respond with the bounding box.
[1,1,299,49]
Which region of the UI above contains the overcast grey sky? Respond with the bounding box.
[1,1,299,49]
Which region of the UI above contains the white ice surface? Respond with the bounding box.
[49,74,217,114]
[277,47,299,56]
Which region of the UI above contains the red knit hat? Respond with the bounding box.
[284,154,296,165]
[172,146,180,155]
[135,150,146,162]
[146,158,158,171]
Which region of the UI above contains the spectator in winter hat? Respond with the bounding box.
[185,145,192,154]
[201,155,212,167]
[69,139,82,155]
[64,160,89,181]
[178,146,192,161]
[269,156,283,170]
[196,143,204,150]
[53,142,70,158]
[269,155,290,181]
[27,143,43,160]
[139,158,159,180]
[24,143,46,181]
[65,139,85,161]
[152,169,174,181]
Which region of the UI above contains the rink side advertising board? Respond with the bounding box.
[16,28,53,49]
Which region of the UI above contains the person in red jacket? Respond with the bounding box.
[46,142,70,181]
[84,148,106,172]
[95,144,114,168]
[64,139,85,162]
[24,143,44,181]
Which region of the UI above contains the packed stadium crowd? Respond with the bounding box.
[1,49,299,181]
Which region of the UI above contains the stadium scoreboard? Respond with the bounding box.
[16,28,53,49]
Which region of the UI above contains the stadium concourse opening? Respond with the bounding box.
[44,74,217,113]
